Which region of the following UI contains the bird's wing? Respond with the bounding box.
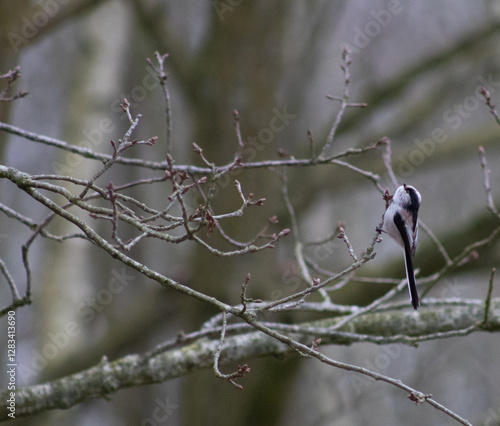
[394,212,419,309]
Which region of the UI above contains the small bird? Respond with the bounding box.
[383,184,422,309]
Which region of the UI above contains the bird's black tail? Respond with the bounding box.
[403,247,419,309]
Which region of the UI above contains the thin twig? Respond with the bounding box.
[331,159,383,192]
[304,225,342,247]
[483,268,496,326]
[0,66,28,102]
[191,229,289,257]
[320,47,358,159]
[0,202,87,242]
[213,311,250,389]
[331,278,409,331]
[478,146,500,218]
[147,52,172,154]
[233,110,244,158]
[378,137,399,189]
[480,87,500,126]
[215,215,278,248]
[307,129,316,161]
[0,258,21,301]
[239,273,261,316]
[79,100,156,198]
[421,223,500,298]
[337,226,358,262]
[419,220,452,266]
[264,215,385,313]
[280,169,313,284]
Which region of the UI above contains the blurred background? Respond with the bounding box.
[1,1,500,425]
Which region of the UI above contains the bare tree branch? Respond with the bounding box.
[3,300,497,422]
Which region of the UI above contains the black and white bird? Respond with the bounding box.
[383,184,422,309]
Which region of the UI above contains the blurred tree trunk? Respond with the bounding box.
[177,3,303,425]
